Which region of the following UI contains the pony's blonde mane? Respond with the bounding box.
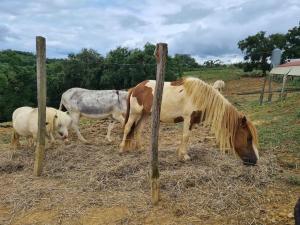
[183,77,258,152]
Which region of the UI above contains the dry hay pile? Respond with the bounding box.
[0,119,280,224]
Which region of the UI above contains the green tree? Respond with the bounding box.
[238,31,287,74]
[101,47,131,89]
[284,22,300,59]
[63,48,104,90]
[47,59,66,107]
[0,50,36,121]
[203,59,223,68]
[174,54,199,74]
[238,31,273,75]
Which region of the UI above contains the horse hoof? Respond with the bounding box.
[178,154,191,161]
[183,154,191,161]
[119,148,126,154]
[9,151,16,160]
[106,137,113,143]
[80,139,89,144]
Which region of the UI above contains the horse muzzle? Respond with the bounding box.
[242,157,257,166]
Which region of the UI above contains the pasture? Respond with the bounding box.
[0,76,299,225]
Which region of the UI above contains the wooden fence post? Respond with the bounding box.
[267,74,273,102]
[34,36,47,176]
[280,74,288,101]
[150,43,167,205]
[259,75,267,105]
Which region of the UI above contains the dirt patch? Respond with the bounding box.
[79,206,130,225]
[13,210,58,225]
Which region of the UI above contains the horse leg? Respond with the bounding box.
[112,111,125,126]
[119,113,139,153]
[10,130,20,159]
[27,136,34,148]
[177,119,191,161]
[135,114,147,150]
[70,112,88,143]
[106,111,124,142]
[46,132,56,147]
[106,121,115,142]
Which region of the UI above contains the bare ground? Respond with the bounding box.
[0,78,299,225]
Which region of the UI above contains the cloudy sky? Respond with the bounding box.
[0,0,299,63]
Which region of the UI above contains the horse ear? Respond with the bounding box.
[241,116,247,127]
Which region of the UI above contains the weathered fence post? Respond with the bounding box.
[150,43,167,205]
[259,75,267,105]
[280,74,288,101]
[267,74,273,102]
[34,36,46,176]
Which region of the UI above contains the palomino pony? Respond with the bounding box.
[120,77,259,165]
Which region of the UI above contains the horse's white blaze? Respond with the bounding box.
[253,143,259,160]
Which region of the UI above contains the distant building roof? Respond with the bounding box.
[270,59,300,76]
[278,60,300,67]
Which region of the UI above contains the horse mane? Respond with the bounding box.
[183,77,258,152]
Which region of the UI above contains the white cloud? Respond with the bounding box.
[0,0,299,61]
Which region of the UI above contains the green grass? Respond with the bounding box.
[286,175,300,186]
[242,95,300,155]
[183,67,243,81]
[288,77,300,88]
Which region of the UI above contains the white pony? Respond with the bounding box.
[12,107,72,150]
[212,80,225,92]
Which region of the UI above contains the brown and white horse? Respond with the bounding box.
[120,77,259,165]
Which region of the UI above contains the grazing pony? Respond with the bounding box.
[120,77,259,165]
[212,80,225,92]
[12,106,72,149]
[59,88,127,142]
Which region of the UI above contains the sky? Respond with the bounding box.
[0,0,300,63]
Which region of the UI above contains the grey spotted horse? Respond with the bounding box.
[59,88,127,142]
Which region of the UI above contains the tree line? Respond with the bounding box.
[0,43,199,122]
[238,22,300,75]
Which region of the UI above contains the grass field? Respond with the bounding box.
[184,66,243,81]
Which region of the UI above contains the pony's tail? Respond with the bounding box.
[121,88,143,151]
[124,88,133,128]
[59,94,67,111]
